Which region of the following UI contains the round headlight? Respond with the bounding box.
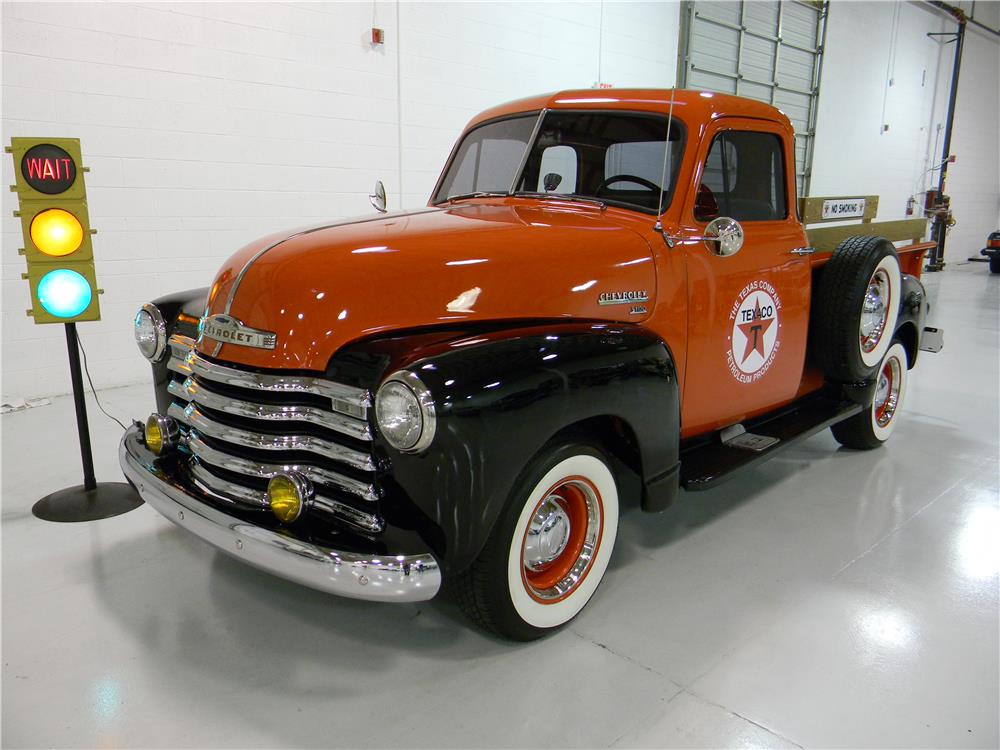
[134,303,167,361]
[375,371,436,453]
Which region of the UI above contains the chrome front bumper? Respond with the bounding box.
[119,426,441,603]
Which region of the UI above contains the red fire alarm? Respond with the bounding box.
[371,28,384,45]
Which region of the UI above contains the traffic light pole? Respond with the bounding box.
[65,323,98,491]
[31,324,143,522]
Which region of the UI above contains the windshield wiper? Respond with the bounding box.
[512,191,607,209]
[439,191,508,204]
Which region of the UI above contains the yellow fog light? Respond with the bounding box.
[144,413,178,455]
[267,472,312,524]
[30,208,84,257]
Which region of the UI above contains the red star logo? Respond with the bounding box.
[737,296,775,364]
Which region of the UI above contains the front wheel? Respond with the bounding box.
[831,341,909,450]
[456,443,619,641]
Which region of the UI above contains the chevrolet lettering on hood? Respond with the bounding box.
[200,314,276,350]
[598,290,649,306]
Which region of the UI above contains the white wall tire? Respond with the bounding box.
[506,454,618,630]
[455,443,619,640]
[832,341,908,450]
[869,342,908,441]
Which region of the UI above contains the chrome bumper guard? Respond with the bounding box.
[119,426,441,603]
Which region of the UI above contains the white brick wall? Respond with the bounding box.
[810,1,999,261]
[1,1,679,401]
[3,1,994,403]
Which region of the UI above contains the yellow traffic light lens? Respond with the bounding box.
[30,208,83,256]
[267,474,310,523]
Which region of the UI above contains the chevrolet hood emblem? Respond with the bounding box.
[200,314,277,350]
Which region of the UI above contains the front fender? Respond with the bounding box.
[371,323,679,575]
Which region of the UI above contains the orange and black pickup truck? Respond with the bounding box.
[121,89,944,640]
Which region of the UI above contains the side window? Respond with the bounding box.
[695,131,787,222]
[537,145,577,194]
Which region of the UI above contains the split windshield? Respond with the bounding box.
[433,109,684,214]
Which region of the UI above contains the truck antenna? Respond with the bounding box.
[654,86,678,233]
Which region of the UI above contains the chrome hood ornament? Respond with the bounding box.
[200,314,277,350]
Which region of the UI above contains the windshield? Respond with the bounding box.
[433,109,684,214]
[432,114,538,202]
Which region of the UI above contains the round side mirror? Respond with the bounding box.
[705,216,744,256]
[370,180,387,214]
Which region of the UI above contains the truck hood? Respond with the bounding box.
[197,202,656,371]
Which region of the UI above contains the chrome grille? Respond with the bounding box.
[164,335,381,533]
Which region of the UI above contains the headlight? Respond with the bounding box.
[375,371,436,453]
[134,303,167,361]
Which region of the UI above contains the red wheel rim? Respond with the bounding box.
[874,354,902,427]
[520,476,603,604]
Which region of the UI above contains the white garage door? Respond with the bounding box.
[678,0,828,198]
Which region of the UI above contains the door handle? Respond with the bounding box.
[790,246,815,256]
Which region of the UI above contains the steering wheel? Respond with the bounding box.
[596,174,660,195]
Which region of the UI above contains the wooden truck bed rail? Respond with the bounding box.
[801,195,930,277]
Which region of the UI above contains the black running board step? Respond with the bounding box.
[680,396,864,491]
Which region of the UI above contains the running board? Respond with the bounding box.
[680,396,864,491]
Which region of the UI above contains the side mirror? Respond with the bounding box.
[705,216,744,256]
[370,180,387,214]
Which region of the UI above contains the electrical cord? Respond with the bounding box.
[76,333,129,431]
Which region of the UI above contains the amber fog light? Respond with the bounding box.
[144,413,179,455]
[267,472,312,524]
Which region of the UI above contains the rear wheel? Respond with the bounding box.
[989,255,1000,274]
[456,442,619,641]
[832,341,908,449]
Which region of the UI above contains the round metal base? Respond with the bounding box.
[32,482,144,523]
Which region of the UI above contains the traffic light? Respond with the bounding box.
[7,137,102,324]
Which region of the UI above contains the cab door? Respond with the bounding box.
[679,117,811,438]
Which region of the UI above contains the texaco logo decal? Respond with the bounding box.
[727,280,782,384]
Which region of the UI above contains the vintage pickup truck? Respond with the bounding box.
[121,89,943,640]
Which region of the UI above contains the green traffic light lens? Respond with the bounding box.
[37,269,93,318]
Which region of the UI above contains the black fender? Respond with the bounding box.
[149,288,208,414]
[364,322,680,576]
[894,273,928,369]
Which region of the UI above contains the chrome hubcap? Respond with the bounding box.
[874,355,902,427]
[521,478,603,602]
[875,371,890,406]
[860,270,890,352]
[524,496,571,571]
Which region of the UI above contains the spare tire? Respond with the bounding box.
[812,235,902,382]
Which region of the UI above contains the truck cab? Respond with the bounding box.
[121,89,941,640]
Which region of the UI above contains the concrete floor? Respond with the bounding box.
[2,263,997,749]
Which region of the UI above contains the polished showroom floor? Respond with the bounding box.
[3,263,997,748]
